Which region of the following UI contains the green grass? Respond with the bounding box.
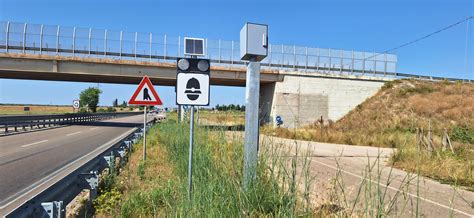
[98,117,313,216]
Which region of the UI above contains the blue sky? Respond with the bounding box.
[0,0,472,107]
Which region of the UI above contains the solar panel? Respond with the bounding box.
[184,37,205,56]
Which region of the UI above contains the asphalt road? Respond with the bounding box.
[0,114,144,208]
[259,135,474,217]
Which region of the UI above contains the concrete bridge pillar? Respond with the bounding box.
[259,74,388,128]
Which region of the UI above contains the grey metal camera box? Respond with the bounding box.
[240,23,268,61]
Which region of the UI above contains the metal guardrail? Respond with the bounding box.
[0,21,398,77]
[4,118,158,217]
[0,21,471,82]
[0,112,141,134]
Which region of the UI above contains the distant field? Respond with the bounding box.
[0,105,74,115]
[0,105,130,115]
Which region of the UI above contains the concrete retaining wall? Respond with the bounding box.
[260,73,389,128]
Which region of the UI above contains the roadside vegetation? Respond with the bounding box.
[94,116,315,216]
[262,79,474,190]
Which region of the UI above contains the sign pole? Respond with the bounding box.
[187,105,195,200]
[243,59,260,190]
[143,106,147,160]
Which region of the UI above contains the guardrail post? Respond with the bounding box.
[340,50,343,74]
[219,39,221,64]
[56,26,60,54]
[104,29,107,57]
[23,23,27,53]
[164,34,167,60]
[40,24,44,54]
[373,52,376,76]
[5,21,9,52]
[134,32,137,60]
[72,27,76,56]
[41,201,64,217]
[268,44,272,67]
[119,30,123,59]
[149,33,153,60]
[88,28,92,56]
[293,45,296,70]
[351,50,354,74]
[231,40,234,64]
[328,48,332,74]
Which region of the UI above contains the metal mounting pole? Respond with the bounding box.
[143,106,147,160]
[72,27,76,56]
[187,105,195,200]
[243,59,260,190]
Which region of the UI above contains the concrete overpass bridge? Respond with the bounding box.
[0,21,467,127]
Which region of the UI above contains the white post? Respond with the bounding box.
[72,27,76,56]
[143,106,147,160]
[187,105,195,200]
[243,60,260,190]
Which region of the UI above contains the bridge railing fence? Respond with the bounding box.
[0,21,401,78]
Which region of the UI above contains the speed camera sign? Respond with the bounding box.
[176,73,210,106]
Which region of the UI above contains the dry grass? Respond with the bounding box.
[0,105,74,115]
[198,110,245,126]
[263,79,474,189]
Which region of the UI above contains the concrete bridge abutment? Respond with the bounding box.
[259,72,391,128]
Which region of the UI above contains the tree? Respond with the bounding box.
[112,98,118,107]
[120,101,128,108]
[79,87,102,112]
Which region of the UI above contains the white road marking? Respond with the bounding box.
[310,159,473,217]
[90,127,99,130]
[66,131,81,136]
[20,140,49,148]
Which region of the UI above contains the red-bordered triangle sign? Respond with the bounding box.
[128,76,163,105]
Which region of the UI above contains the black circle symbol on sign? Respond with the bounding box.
[143,88,152,101]
[184,78,201,101]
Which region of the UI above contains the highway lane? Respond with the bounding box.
[0,114,144,206]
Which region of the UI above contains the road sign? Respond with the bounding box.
[72,100,80,109]
[128,76,163,106]
[176,73,210,106]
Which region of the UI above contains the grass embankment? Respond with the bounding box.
[263,79,474,190]
[94,117,313,216]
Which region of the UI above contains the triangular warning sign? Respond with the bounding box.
[128,76,163,105]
